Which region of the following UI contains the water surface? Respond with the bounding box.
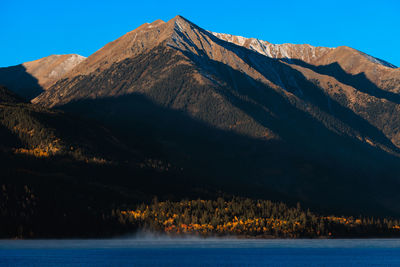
[1,238,400,266]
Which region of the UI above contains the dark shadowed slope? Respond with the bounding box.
[0,84,212,238]
[0,65,42,100]
[0,85,25,103]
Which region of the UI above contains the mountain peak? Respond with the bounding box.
[167,15,194,32]
[142,15,187,29]
[60,15,203,78]
[170,15,187,22]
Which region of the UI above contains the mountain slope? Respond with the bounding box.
[30,16,400,216]
[0,87,125,161]
[213,32,400,148]
[33,16,400,155]
[0,85,25,103]
[0,54,85,99]
[0,85,209,238]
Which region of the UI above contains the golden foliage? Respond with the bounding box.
[118,199,400,238]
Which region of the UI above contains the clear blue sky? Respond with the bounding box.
[1,0,399,67]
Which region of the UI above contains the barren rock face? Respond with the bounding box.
[212,32,334,65]
[22,54,86,89]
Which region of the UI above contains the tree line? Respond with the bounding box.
[117,197,400,238]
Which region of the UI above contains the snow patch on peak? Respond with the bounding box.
[211,32,248,46]
[234,35,247,46]
[212,31,396,69]
[211,31,335,63]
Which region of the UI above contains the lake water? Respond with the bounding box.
[1,237,400,266]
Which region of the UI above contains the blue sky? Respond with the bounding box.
[1,0,399,67]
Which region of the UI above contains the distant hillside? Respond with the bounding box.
[0,54,85,99]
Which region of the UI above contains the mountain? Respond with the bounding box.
[0,54,85,99]
[212,32,400,148]
[28,15,400,216]
[32,16,400,153]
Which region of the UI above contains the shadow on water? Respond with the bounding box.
[0,64,43,100]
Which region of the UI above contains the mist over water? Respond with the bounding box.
[3,234,400,249]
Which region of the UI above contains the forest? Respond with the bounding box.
[3,176,400,239]
[117,198,400,238]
